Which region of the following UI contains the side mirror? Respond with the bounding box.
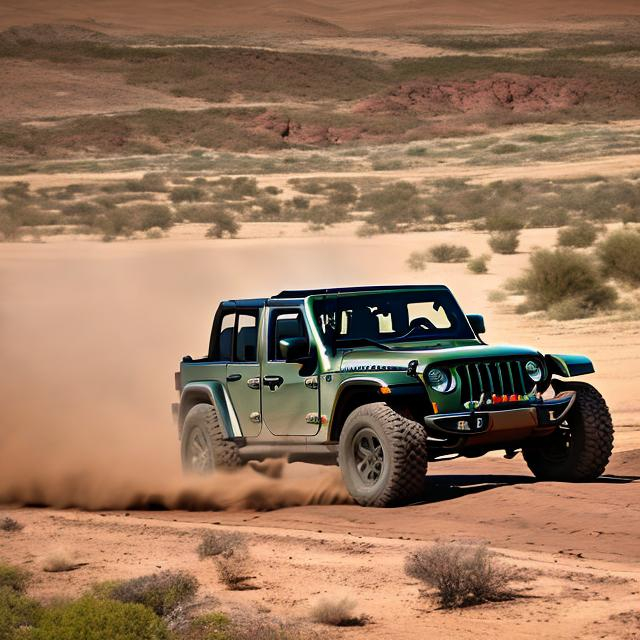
[467,314,486,335]
[279,337,309,363]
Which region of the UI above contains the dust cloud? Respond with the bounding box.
[0,239,361,511]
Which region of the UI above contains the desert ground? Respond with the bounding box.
[1,1,640,639]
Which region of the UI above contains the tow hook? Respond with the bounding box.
[504,448,521,459]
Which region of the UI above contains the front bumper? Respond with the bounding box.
[424,390,576,436]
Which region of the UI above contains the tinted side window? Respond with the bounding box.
[269,310,307,360]
[217,313,235,361]
[235,313,258,362]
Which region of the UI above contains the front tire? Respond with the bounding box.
[338,403,428,507]
[523,382,614,481]
[181,403,242,474]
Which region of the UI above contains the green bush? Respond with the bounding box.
[514,248,617,318]
[306,204,349,226]
[326,181,357,206]
[99,570,198,618]
[426,244,470,263]
[30,597,168,640]
[258,197,282,220]
[135,204,174,231]
[485,209,524,232]
[488,230,520,254]
[291,196,309,210]
[0,564,30,593]
[263,185,280,195]
[467,254,491,274]
[557,220,599,248]
[0,586,42,640]
[597,229,640,285]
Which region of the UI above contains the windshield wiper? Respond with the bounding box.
[335,337,392,351]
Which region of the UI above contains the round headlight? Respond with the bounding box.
[525,360,543,383]
[427,367,456,393]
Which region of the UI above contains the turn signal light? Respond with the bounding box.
[379,386,392,395]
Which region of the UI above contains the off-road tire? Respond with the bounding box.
[523,382,613,481]
[338,402,428,507]
[181,403,242,473]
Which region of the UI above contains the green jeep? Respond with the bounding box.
[173,285,614,507]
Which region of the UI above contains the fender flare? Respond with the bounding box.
[178,381,242,439]
[545,354,595,378]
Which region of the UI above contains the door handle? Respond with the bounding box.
[247,377,261,390]
[263,375,284,391]
[226,373,242,382]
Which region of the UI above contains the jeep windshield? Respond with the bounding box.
[312,289,475,348]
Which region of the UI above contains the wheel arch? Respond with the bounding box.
[545,354,595,378]
[178,381,241,440]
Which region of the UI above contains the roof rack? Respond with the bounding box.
[272,284,448,299]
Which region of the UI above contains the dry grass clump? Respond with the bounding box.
[42,550,80,573]
[467,254,490,274]
[488,230,520,254]
[183,612,315,640]
[405,542,518,608]
[309,597,368,627]
[197,531,254,590]
[101,570,198,617]
[426,243,470,263]
[0,516,23,532]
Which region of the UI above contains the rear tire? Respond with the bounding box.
[523,382,613,481]
[181,403,242,474]
[338,402,428,507]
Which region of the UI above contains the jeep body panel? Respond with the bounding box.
[545,354,595,377]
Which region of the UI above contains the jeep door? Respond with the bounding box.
[219,308,262,437]
[261,307,320,436]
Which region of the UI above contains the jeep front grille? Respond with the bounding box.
[455,359,537,404]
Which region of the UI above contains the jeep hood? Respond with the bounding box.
[339,343,541,372]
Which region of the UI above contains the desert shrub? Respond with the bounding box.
[359,182,425,233]
[125,173,168,192]
[102,570,198,617]
[42,550,78,573]
[0,586,42,640]
[306,204,348,226]
[198,531,247,559]
[514,248,617,318]
[263,185,280,195]
[0,564,30,593]
[526,206,569,228]
[0,208,21,240]
[597,229,640,285]
[406,251,427,271]
[170,186,206,204]
[291,179,325,195]
[426,243,470,263]
[405,543,517,608]
[557,220,599,248]
[467,254,490,274]
[214,177,259,198]
[258,197,282,220]
[406,146,428,156]
[326,181,357,206]
[2,181,31,202]
[97,207,135,239]
[485,209,524,232]
[205,211,240,238]
[492,143,521,154]
[31,597,168,640]
[197,531,252,590]
[309,597,366,626]
[135,204,174,231]
[488,230,520,254]
[0,516,23,532]
[184,612,313,640]
[291,196,309,210]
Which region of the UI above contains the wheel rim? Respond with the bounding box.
[352,427,385,486]
[542,419,573,462]
[186,426,212,473]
